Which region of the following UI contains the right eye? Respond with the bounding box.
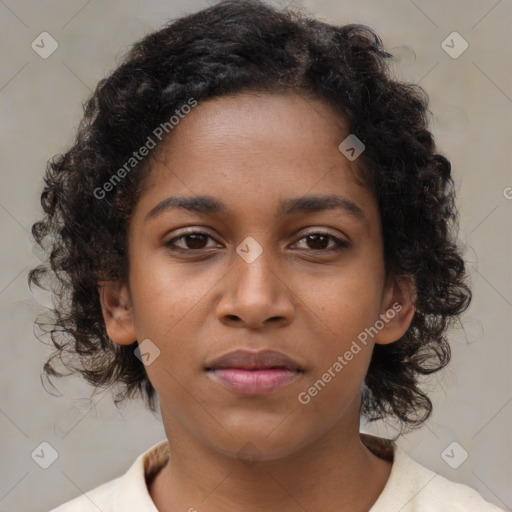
[164,231,219,251]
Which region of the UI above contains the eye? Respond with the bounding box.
[164,230,349,253]
[165,231,218,251]
[293,232,349,252]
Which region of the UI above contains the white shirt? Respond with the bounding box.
[48,435,504,511]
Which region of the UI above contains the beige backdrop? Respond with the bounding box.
[0,0,510,510]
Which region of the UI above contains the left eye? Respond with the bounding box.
[165,231,348,252]
[293,233,349,251]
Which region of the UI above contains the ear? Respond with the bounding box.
[98,280,137,345]
[374,273,417,345]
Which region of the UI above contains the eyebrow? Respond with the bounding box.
[145,194,366,223]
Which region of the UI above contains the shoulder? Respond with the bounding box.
[370,441,504,512]
[48,477,121,512]
[47,439,169,512]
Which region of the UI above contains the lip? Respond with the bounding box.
[205,349,304,396]
[206,348,303,371]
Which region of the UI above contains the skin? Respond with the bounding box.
[99,92,416,512]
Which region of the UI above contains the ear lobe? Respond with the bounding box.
[98,280,137,345]
[374,274,416,345]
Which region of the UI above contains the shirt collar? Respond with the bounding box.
[112,438,169,511]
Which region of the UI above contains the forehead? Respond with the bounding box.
[164,92,349,151]
[136,92,377,228]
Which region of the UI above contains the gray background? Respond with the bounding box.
[0,0,511,510]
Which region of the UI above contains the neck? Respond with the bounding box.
[149,412,393,512]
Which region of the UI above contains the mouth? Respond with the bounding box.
[205,349,304,396]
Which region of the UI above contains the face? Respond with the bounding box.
[101,92,414,461]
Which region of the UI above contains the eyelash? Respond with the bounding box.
[165,230,349,253]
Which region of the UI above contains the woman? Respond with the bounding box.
[30,1,502,510]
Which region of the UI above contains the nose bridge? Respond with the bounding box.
[217,235,294,326]
[233,236,280,299]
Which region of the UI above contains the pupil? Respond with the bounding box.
[187,234,207,249]
[307,234,328,249]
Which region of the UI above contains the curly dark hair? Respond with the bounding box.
[29,0,471,431]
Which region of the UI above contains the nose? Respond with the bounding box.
[215,247,295,330]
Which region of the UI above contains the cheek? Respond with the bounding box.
[299,268,383,398]
[127,254,222,383]
[298,326,374,420]
[306,269,384,342]
[128,251,214,333]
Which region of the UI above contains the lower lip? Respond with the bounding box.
[208,368,301,395]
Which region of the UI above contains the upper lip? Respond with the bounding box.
[206,349,303,371]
